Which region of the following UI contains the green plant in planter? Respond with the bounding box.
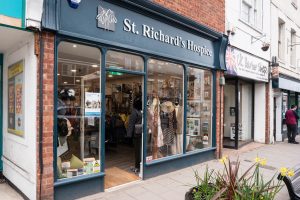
[187,156,295,200]
[186,166,219,200]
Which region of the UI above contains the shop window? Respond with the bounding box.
[146,59,183,162]
[186,67,212,151]
[106,51,144,72]
[56,42,101,180]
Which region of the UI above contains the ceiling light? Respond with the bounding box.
[71,69,77,72]
[92,64,98,68]
[76,80,80,82]
[57,73,60,76]
[64,82,68,84]
[108,74,113,78]
[73,44,77,48]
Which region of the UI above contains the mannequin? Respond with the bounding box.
[160,100,177,156]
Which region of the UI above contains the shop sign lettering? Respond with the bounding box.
[123,19,212,57]
[96,5,213,57]
[225,46,269,82]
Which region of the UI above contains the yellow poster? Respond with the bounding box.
[7,60,24,136]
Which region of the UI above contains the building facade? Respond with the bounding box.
[36,0,227,199]
[271,0,300,142]
[224,0,272,149]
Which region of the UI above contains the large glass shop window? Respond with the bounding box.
[56,42,101,180]
[146,59,184,162]
[186,67,212,151]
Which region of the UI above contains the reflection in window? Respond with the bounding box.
[186,67,212,151]
[106,51,144,72]
[146,59,183,162]
[56,42,101,180]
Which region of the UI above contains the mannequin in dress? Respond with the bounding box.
[174,98,183,154]
[160,100,177,156]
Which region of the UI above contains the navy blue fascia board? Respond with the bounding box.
[42,0,223,39]
[42,0,228,70]
[42,0,58,31]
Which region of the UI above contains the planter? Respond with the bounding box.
[185,184,216,200]
[185,187,195,200]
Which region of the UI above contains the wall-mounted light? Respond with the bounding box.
[68,0,81,9]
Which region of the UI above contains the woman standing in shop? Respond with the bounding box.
[127,96,143,173]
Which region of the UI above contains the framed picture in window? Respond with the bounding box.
[187,100,201,117]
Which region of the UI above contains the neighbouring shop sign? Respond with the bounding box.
[59,0,222,69]
[8,60,24,136]
[225,46,269,82]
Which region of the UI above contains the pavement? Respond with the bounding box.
[80,136,300,200]
[0,181,23,200]
[0,136,299,200]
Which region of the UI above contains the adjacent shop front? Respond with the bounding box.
[42,0,228,199]
[272,75,300,141]
[224,46,269,149]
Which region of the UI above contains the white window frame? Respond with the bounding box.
[290,29,297,67]
[240,0,263,31]
[278,19,285,61]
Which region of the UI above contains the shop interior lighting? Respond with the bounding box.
[73,44,77,48]
[91,64,98,68]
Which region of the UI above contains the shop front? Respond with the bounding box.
[224,46,269,149]
[272,75,300,141]
[42,0,228,199]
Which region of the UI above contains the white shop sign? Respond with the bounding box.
[225,46,269,82]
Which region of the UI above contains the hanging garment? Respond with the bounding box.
[174,105,183,153]
[160,110,177,145]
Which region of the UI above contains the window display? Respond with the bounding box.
[186,68,212,151]
[146,59,183,162]
[56,42,101,180]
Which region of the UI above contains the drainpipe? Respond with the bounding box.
[38,32,44,200]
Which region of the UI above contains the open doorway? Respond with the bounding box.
[104,72,143,189]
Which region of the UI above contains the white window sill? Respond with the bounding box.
[239,18,263,34]
[278,58,285,65]
[290,64,296,69]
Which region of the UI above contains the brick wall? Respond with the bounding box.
[152,0,225,33]
[215,71,224,158]
[36,32,55,200]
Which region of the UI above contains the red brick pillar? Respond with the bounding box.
[215,71,224,159]
[36,32,55,200]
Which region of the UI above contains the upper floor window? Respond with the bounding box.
[290,29,297,67]
[278,19,285,60]
[241,0,263,30]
